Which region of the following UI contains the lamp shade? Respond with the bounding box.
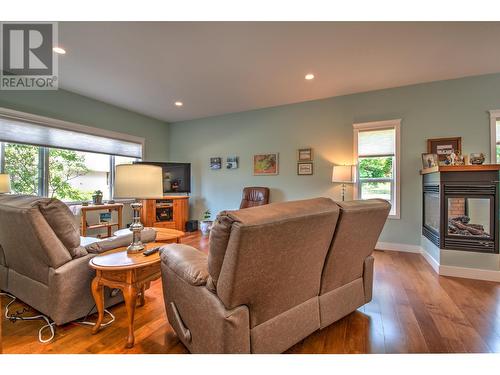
[0,174,11,193]
[114,164,163,199]
[332,165,355,183]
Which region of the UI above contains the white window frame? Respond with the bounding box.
[353,119,401,219]
[489,109,500,164]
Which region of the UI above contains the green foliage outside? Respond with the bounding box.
[496,145,500,164]
[358,157,393,179]
[4,143,93,201]
[4,143,39,195]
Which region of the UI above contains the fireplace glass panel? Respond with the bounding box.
[447,197,491,238]
[424,193,440,233]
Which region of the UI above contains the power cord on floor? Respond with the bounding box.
[1,292,117,344]
[0,292,55,343]
[75,304,115,328]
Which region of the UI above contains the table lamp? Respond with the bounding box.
[0,174,11,194]
[114,164,163,253]
[332,165,355,201]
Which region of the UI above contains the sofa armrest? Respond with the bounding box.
[84,227,157,254]
[160,243,209,286]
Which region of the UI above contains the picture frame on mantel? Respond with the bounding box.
[427,137,462,165]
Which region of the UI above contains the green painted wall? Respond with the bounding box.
[169,73,500,246]
[0,89,169,161]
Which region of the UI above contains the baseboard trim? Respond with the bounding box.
[419,249,440,273]
[439,265,500,282]
[375,241,500,282]
[375,241,421,253]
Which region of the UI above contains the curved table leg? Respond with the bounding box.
[91,276,104,334]
[123,284,138,348]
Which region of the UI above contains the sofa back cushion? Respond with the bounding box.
[320,199,390,294]
[213,198,339,328]
[0,195,72,285]
[38,198,80,251]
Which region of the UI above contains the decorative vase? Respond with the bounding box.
[200,220,213,235]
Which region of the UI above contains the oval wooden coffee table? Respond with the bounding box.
[89,242,164,348]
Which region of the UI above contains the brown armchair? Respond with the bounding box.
[160,197,390,353]
[239,186,269,209]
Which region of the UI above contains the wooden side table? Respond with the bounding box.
[89,242,162,348]
[81,203,123,238]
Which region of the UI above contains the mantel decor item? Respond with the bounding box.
[427,137,462,166]
[297,162,313,175]
[332,165,355,201]
[0,174,11,194]
[254,153,279,175]
[298,148,313,161]
[422,153,439,169]
[469,153,486,165]
[114,164,163,253]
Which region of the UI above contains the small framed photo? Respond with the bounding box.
[226,156,239,169]
[421,153,439,169]
[297,162,313,175]
[210,157,222,170]
[298,148,313,161]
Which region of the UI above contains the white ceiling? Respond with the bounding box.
[58,22,500,123]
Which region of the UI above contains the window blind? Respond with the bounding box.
[0,114,143,158]
[358,128,395,157]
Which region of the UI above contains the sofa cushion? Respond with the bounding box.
[38,199,80,252]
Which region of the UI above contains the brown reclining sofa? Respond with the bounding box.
[160,197,390,353]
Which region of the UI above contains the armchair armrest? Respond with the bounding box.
[160,243,209,286]
[84,227,157,254]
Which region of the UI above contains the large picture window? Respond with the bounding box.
[0,108,144,202]
[353,119,401,218]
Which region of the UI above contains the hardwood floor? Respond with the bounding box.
[2,231,500,354]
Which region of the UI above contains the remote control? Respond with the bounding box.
[143,246,161,256]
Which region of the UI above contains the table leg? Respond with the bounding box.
[138,284,146,307]
[91,277,104,334]
[123,284,138,348]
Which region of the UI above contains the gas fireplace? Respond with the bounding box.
[422,166,499,254]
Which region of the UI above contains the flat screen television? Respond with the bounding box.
[136,161,191,194]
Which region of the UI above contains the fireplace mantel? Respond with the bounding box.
[420,164,500,174]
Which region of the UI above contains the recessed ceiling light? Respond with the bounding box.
[305,73,315,80]
[53,47,66,55]
[175,101,183,107]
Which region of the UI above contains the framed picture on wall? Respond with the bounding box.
[297,148,313,161]
[210,157,222,170]
[253,153,279,175]
[427,137,462,165]
[297,162,313,175]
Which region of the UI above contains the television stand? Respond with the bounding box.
[140,196,189,231]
